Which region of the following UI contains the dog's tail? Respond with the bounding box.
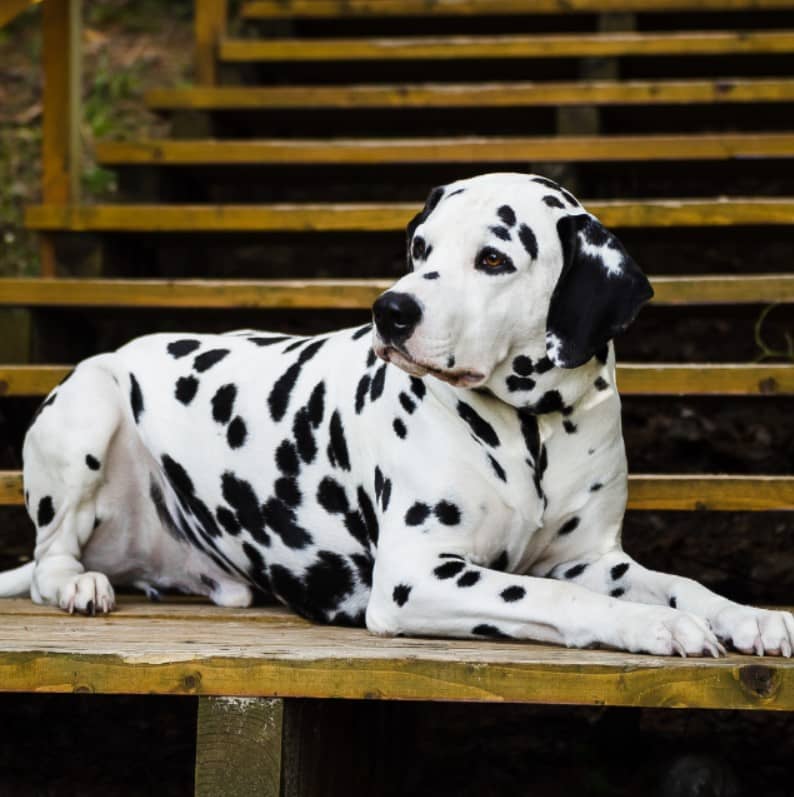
[0,561,34,597]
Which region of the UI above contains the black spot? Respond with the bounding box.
[268,339,327,422]
[399,392,416,414]
[590,482,603,492]
[534,356,554,374]
[247,335,291,346]
[542,195,565,210]
[439,552,465,560]
[293,408,317,464]
[530,390,564,415]
[497,205,516,227]
[344,510,370,548]
[564,563,588,579]
[216,506,241,536]
[304,551,355,616]
[129,373,144,423]
[611,588,625,598]
[200,574,218,592]
[558,517,580,536]
[366,349,377,368]
[457,570,480,588]
[275,477,302,508]
[423,271,440,280]
[221,471,269,546]
[357,486,379,545]
[352,324,372,340]
[410,377,426,400]
[393,418,407,439]
[283,337,310,353]
[563,419,577,434]
[93,517,101,530]
[518,224,538,259]
[242,541,272,595]
[446,355,456,369]
[374,466,384,501]
[227,416,248,449]
[37,496,55,527]
[162,454,194,499]
[308,382,326,428]
[393,584,412,607]
[434,560,466,579]
[435,501,461,526]
[488,455,507,482]
[512,355,534,376]
[472,624,510,639]
[276,440,300,475]
[669,596,677,608]
[262,497,312,550]
[167,339,201,359]
[457,400,499,447]
[506,375,536,392]
[317,477,349,514]
[406,502,431,526]
[355,374,371,414]
[501,585,525,602]
[381,479,392,512]
[369,364,387,402]
[174,375,199,406]
[560,187,580,207]
[211,384,237,424]
[411,235,427,261]
[446,187,465,198]
[491,551,509,571]
[490,225,511,241]
[611,562,630,580]
[531,176,562,191]
[351,552,374,587]
[270,565,308,617]
[193,348,230,373]
[85,454,100,471]
[594,376,609,391]
[327,410,351,471]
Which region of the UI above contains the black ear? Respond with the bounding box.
[546,214,653,369]
[405,185,445,269]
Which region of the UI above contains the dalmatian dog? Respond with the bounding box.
[1,172,792,658]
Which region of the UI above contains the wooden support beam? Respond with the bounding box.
[240,0,794,18]
[219,30,794,62]
[145,79,794,110]
[195,696,283,797]
[195,0,227,86]
[40,0,81,277]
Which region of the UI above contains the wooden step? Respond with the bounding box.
[96,134,794,166]
[23,199,794,233]
[145,79,794,111]
[240,0,794,18]
[1,276,793,309]
[0,597,792,708]
[2,363,793,399]
[220,30,794,62]
[1,470,792,510]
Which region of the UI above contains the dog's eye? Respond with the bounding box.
[475,247,516,275]
[481,251,504,268]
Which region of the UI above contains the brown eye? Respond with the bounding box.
[483,251,504,268]
[475,246,515,275]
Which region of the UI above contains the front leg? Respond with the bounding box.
[367,540,723,657]
[551,550,794,657]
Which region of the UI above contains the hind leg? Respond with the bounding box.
[24,358,122,614]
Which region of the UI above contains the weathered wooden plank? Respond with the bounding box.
[95,134,794,166]
[3,363,792,398]
[0,601,792,708]
[145,79,794,110]
[24,199,794,232]
[0,0,43,28]
[195,696,283,797]
[1,276,792,310]
[240,0,794,18]
[195,0,227,86]
[220,30,794,62]
[2,471,792,509]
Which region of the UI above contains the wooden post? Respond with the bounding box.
[195,696,284,797]
[40,0,81,277]
[195,0,228,85]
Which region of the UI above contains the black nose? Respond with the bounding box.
[373,292,422,344]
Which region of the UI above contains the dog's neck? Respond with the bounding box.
[481,342,614,416]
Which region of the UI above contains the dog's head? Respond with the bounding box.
[373,172,652,388]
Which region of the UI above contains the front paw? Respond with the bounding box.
[59,572,116,615]
[620,607,725,658]
[711,605,794,657]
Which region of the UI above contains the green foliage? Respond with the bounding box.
[87,0,193,30]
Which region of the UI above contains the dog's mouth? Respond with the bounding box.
[377,346,485,388]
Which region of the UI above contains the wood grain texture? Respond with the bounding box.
[240,0,794,18]
[220,31,794,62]
[1,472,792,509]
[195,696,282,797]
[24,199,794,232]
[0,276,792,309]
[3,363,792,397]
[145,79,794,110]
[0,599,791,708]
[95,134,794,165]
[194,0,227,85]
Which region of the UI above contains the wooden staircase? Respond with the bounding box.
[1,0,794,726]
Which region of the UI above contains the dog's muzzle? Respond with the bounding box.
[372,292,422,345]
